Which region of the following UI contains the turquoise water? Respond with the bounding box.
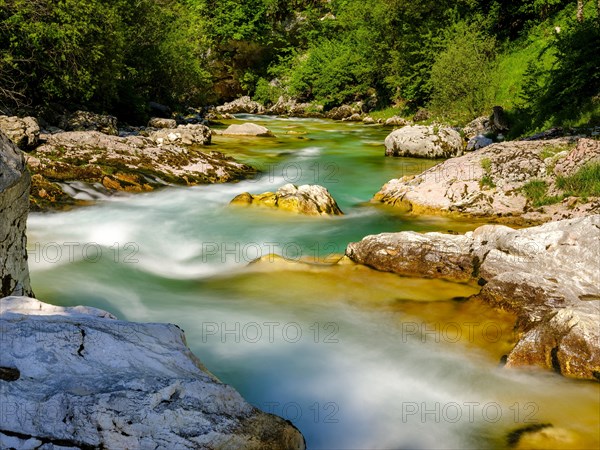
[27,116,600,449]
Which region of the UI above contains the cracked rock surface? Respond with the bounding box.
[0,131,32,297]
[375,138,600,224]
[346,215,600,380]
[0,297,305,450]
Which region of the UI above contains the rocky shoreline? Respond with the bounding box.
[0,130,305,449]
[346,215,600,380]
[374,137,600,225]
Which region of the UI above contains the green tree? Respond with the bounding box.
[428,23,498,120]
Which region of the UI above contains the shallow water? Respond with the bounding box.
[28,116,599,449]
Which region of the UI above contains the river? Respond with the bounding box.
[27,115,600,449]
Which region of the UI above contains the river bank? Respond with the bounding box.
[2,113,599,448]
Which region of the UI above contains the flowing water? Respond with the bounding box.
[27,116,599,449]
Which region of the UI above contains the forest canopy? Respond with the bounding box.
[1,0,599,131]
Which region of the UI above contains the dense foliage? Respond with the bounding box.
[1,0,598,129]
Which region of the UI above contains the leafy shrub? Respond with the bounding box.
[429,23,498,121]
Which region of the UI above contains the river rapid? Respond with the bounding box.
[27,115,600,449]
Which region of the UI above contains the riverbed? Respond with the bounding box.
[27,115,600,449]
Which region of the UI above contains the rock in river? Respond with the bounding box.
[219,123,274,137]
[384,125,463,158]
[231,184,343,216]
[346,215,600,380]
[27,130,255,210]
[0,296,305,449]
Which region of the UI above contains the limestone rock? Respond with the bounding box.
[27,131,254,210]
[0,132,32,297]
[268,96,317,116]
[147,117,177,129]
[462,116,493,140]
[221,123,274,137]
[466,134,494,151]
[231,184,343,216]
[59,110,118,135]
[216,96,265,115]
[363,116,376,124]
[374,137,600,222]
[384,125,464,158]
[553,138,600,177]
[0,115,40,149]
[326,105,357,121]
[346,215,600,380]
[149,124,212,146]
[0,296,305,449]
[384,116,410,127]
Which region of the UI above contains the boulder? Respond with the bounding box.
[149,124,212,146]
[346,215,600,380]
[216,96,265,115]
[268,96,317,116]
[374,137,600,222]
[462,116,493,140]
[412,108,430,122]
[230,184,343,216]
[384,125,464,158]
[0,296,305,449]
[28,131,255,210]
[326,105,356,120]
[342,113,362,122]
[384,116,410,127]
[59,110,118,135]
[466,134,493,151]
[363,116,376,124]
[0,115,40,149]
[147,117,177,129]
[0,132,32,297]
[220,123,274,137]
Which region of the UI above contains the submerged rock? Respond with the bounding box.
[375,137,600,223]
[0,115,40,149]
[231,184,343,216]
[0,132,32,297]
[27,131,255,210]
[346,215,600,380]
[384,125,464,158]
[0,296,305,449]
[220,123,274,137]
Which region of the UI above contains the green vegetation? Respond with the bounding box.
[557,162,600,198]
[479,157,496,189]
[521,180,561,206]
[1,0,599,130]
[522,162,600,206]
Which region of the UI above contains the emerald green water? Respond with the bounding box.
[27,115,599,449]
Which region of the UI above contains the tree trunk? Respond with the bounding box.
[577,0,584,22]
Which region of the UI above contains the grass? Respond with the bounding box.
[521,161,600,206]
[479,158,495,189]
[368,106,408,120]
[521,180,560,206]
[540,143,573,160]
[557,162,600,198]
